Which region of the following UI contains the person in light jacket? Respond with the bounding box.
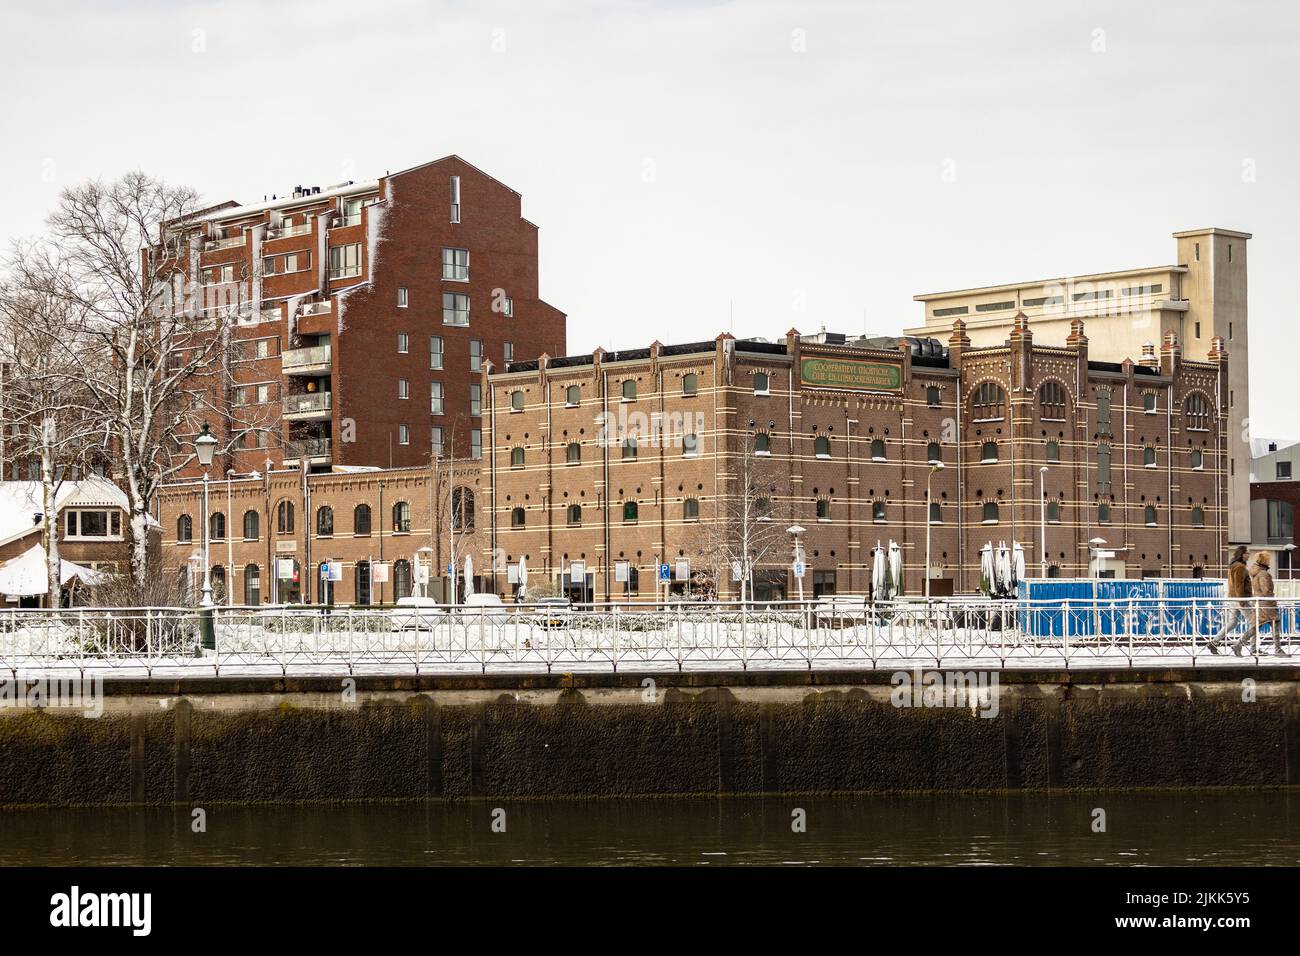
[1234,551,1288,657]
[1207,546,1250,655]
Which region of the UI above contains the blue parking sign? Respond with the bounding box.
[658,563,671,582]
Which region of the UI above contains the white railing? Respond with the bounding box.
[1,597,1296,680]
[204,234,246,251]
[281,344,331,370]
[266,223,311,240]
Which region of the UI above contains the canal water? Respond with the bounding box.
[2,791,1297,866]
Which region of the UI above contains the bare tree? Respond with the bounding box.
[42,171,253,587]
[0,245,109,606]
[689,446,790,603]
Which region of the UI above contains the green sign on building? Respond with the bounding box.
[799,357,903,392]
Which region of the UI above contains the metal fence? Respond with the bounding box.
[0,596,1295,679]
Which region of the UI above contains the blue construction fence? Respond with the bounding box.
[1015,578,1252,639]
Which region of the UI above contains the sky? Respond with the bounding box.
[2,0,1297,436]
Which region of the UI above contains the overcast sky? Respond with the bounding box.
[3,0,1297,436]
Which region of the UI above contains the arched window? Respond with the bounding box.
[316,505,334,536]
[565,384,580,406]
[1144,505,1158,526]
[683,498,699,520]
[1046,500,1060,523]
[510,446,525,468]
[621,378,637,401]
[566,442,581,464]
[872,500,886,521]
[755,497,771,519]
[682,373,698,396]
[927,441,942,464]
[511,507,526,528]
[754,371,770,394]
[1185,392,1210,431]
[622,437,638,460]
[981,441,998,463]
[1143,392,1157,413]
[392,501,411,533]
[1191,449,1204,470]
[754,433,770,455]
[276,499,294,535]
[1046,440,1060,463]
[870,438,885,461]
[452,488,474,530]
[816,499,830,520]
[243,563,260,605]
[393,560,412,600]
[1098,502,1112,523]
[510,390,525,411]
[209,511,226,541]
[926,386,941,407]
[1097,443,1112,490]
[1191,505,1205,527]
[355,560,372,606]
[567,504,582,526]
[1047,565,1061,579]
[928,501,942,524]
[1038,381,1067,420]
[972,381,1006,421]
[982,501,1000,523]
[623,500,639,523]
[354,503,372,535]
[814,435,830,458]
[242,509,259,541]
[177,514,192,543]
[1143,446,1157,468]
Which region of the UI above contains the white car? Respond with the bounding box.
[530,597,574,629]
[390,596,446,630]
[458,593,512,620]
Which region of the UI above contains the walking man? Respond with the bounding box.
[1233,551,1288,657]
[1207,546,1249,655]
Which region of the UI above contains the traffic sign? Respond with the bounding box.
[658,563,671,582]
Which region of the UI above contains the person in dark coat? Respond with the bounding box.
[1207,546,1250,654]
[1234,551,1288,657]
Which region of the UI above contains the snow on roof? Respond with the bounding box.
[0,478,135,548]
[0,544,105,596]
[199,180,382,224]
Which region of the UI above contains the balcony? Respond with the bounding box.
[204,234,246,251]
[282,391,332,421]
[266,223,312,240]
[281,344,332,375]
[283,438,331,465]
[300,300,332,317]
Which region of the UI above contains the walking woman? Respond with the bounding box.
[1233,551,1288,657]
[1207,546,1250,654]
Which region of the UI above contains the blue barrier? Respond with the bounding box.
[1018,578,1226,638]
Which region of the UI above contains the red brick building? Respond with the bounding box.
[162,156,565,475]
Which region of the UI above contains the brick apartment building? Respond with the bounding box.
[482,316,1230,601]
[161,155,565,476]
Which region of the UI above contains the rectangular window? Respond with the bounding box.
[431,426,444,457]
[398,378,410,400]
[398,424,410,445]
[934,306,968,318]
[396,333,409,354]
[430,381,444,415]
[65,509,121,539]
[442,292,469,326]
[470,339,482,372]
[256,339,271,359]
[257,383,272,404]
[328,243,361,279]
[429,336,444,369]
[1195,321,1201,338]
[470,428,482,460]
[397,287,408,308]
[500,296,514,317]
[975,300,1016,312]
[503,341,514,364]
[470,384,482,417]
[284,252,306,273]
[1278,461,1293,480]
[442,247,469,281]
[450,176,461,223]
[1096,391,1111,433]
[261,256,277,276]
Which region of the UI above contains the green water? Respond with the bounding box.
[2,791,1297,866]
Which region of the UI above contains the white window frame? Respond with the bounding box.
[430,336,444,370]
[397,287,409,308]
[430,381,444,415]
[442,247,469,282]
[442,292,469,326]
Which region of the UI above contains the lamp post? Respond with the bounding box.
[194,423,218,608]
[1039,466,1049,577]
[1089,536,1107,579]
[787,525,806,602]
[925,462,944,599]
[1286,543,1296,582]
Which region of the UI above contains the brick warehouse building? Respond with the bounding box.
[480,315,1230,601]
[158,155,565,476]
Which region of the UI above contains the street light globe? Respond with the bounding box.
[787,525,805,536]
[195,422,218,469]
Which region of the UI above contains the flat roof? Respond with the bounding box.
[914,264,1186,302]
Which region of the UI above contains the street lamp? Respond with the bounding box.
[925,462,944,599]
[787,525,806,602]
[1285,543,1296,581]
[1039,466,1049,577]
[1088,536,1107,579]
[194,422,218,608]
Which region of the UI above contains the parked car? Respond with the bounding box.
[530,597,574,629]
[813,595,873,628]
[458,592,512,622]
[390,596,446,630]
